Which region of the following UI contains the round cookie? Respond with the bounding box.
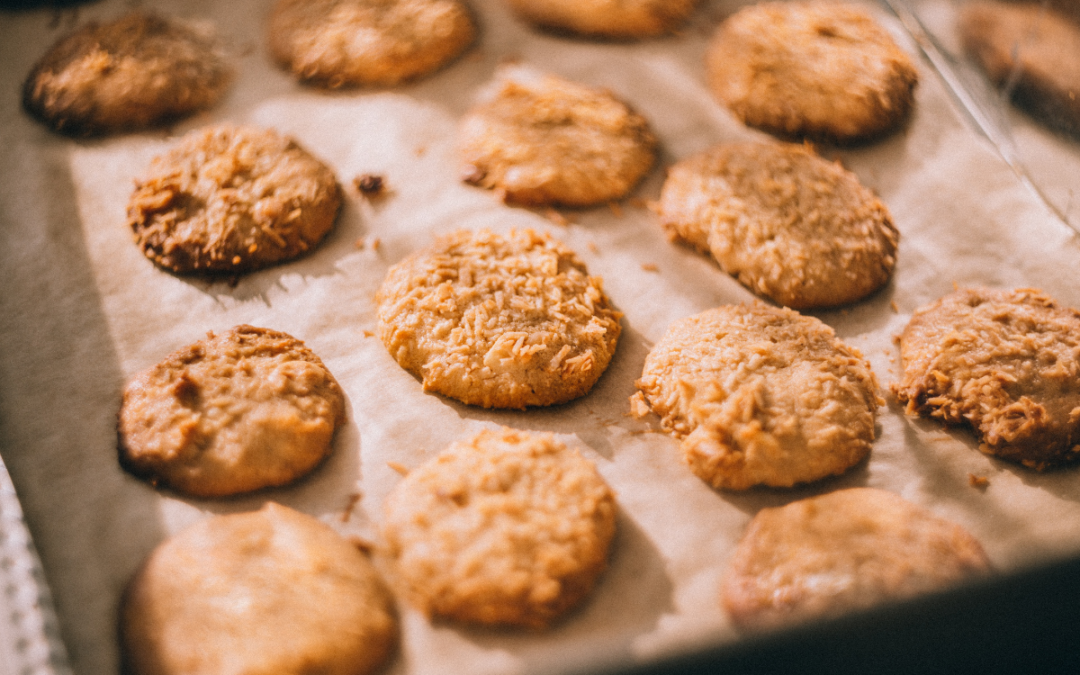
[894,287,1080,471]
[705,1,919,143]
[630,303,882,490]
[118,325,346,497]
[376,228,622,409]
[503,0,699,39]
[381,427,617,628]
[127,124,342,275]
[658,141,899,309]
[267,0,477,88]
[959,1,1080,136]
[22,12,232,136]
[458,65,657,207]
[721,488,991,632]
[121,503,398,675]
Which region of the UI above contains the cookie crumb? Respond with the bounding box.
[353,173,386,197]
[340,492,363,522]
[587,241,600,254]
[641,262,659,273]
[891,301,899,313]
[371,238,381,252]
[355,238,366,250]
[362,330,374,338]
[387,461,410,476]
[968,474,990,489]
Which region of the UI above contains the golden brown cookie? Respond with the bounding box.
[959,1,1080,136]
[376,228,622,409]
[267,0,477,88]
[118,325,346,497]
[658,141,898,309]
[503,0,699,39]
[894,287,1080,471]
[630,303,882,490]
[127,124,342,275]
[381,427,617,628]
[121,503,398,675]
[21,12,232,136]
[705,1,919,143]
[721,488,991,632]
[458,65,657,206]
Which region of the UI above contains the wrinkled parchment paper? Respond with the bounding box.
[3,1,1080,674]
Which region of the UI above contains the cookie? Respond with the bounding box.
[630,303,882,490]
[127,124,342,275]
[22,12,232,136]
[894,287,1080,471]
[721,488,991,631]
[959,1,1080,136]
[267,0,477,88]
[376,228,622,409]
[118,325,346,497]
[121,503,398,675]
[503,0,698,39]
[381,427,616,628]
[658,141,898,309]
[705,1,918,143]
[458,65,657,207]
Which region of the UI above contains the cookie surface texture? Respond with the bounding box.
[895,287,1080,470]
[22,12,232,136]
[121,503,398,675]
[458,66,657,206]
[267,0,476,87]
[658,141,898,309]
[959,1,1080,136]
[118,325,346,497]
[504,0,698,39]
[382,427,617,628]
[128,124,342,275]
[631,303,882,489]
[721,487,991,631]
[705,1,918,143]
[376,228,622,409]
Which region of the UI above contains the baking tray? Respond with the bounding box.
[2,1,1080,674]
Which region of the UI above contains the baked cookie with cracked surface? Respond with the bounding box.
[894,287,1080,471]
[503,0,699,39]
[458,65,657,207]
[705,1,918,143]
[630,303,882,490]
[22,12,232,136]
[721,487,991,632]
[127,124,342,275]
[267,0,477,88]
[959,1,1080,136]
[121,503,398,675]
[118,325,346,497]
[376,228,622,409]
[658,141,899,309]
[382,427,616,628]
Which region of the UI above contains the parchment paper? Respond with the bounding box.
[3,1,1080,674]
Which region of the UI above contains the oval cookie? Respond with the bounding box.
[22,12,232,137]
[658,141,898,309]
[959,1,1080,136]
[376,228,622,409]
[895,287,1080,471]
[121,503,398,675]
[631,303,882,490]
[268,0,477,88]
[382,427,617,628]
[706,1,918,143]
[721,488,991,631]
[118,325,346,497]
[458,65,657,207]
[127,124,342,275]
[504,0,699,39]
